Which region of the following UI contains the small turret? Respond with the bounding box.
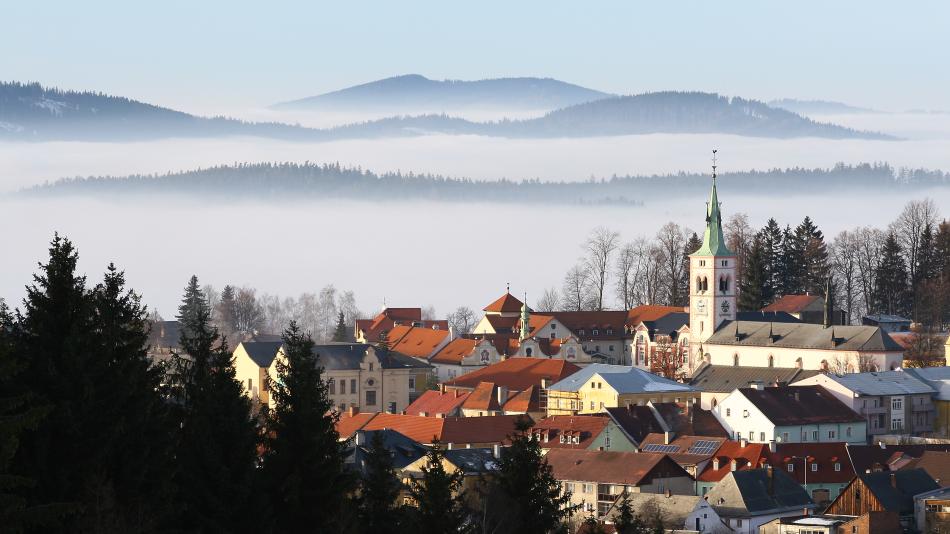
[519,295,531,341]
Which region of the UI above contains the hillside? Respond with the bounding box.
[24,162,947,203]
[769,98,880,115]
[272,74,612,111]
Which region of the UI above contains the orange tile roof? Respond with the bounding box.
[443,357,581,392]
[503,385,538,413]
[430,338,478,364]
[388,325,450,358]
[626,305,687,327]
[335,412,378,438]
[769,443,855,484]
[483,292,525,313]
[405,389,470,416]
[530,415,609,449]
[440,415,525,445]
[545,449,683,485]
[356,308,448,342]
[761,294,821,313]
[462,381,502,411]
[696,441,769,482]
[359,413,445,444]
[337,412,523,446]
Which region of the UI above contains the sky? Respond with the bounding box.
[2,1,948,114]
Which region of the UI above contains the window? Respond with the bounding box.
[846,426,852,437]
[590,401,595,410]
[768,355,774,368]
[892,397,903,410]
[593,329,599,336]
[365,390,377,406]
[892,418,903,431]
[582,483,594,494]
[340,380,346,394]
[605,436,611,447]
[812,430,819,441]
[248,378,253,392]
[387,401,396,413]
[736,519,742,527]
[811,463,818,472]
[350,379,356,393]
[607,328,614,335]
[726,408,731,417]
[721,260,728,267]
[480,350,490,363]
[609,345,614,352]
[597,382,602,389]
[749,431,754,441]
[733,354,739,367]
[828,430,836,439]
[564,482,575,494]
[834,463,841,471]
[760,432,766,441]
[408,377,416,392]
[788,464,794,472]
[369,363,374,371]
[551,324,556,330]
[782,432,789,442]
[579,329,586,336]
[525,348,533,357]
[329,379,336,395]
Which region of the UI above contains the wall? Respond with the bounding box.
[704,344,901,372]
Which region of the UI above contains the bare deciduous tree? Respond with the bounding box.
[562,264,589,312]
[447,306,476,337]
[892,199,940,284]
[855,227,886,319]
[656,222,688,306]
[233,287,264,335]
[725,213,754,294]
[536,287,561,312]
[421,305,437,321]
[638,244,667,306]
[615,237,648,309]
[831,230,860,324]
[583,227,620,311]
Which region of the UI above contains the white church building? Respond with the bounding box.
[685,165,904,375]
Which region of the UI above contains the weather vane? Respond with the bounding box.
[712,149,718,177]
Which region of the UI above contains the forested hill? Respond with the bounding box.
[25,162,948,203]
[272,74,612,111]
[0,81,892,141]
[334,93,892,139]
[769,98,880,115]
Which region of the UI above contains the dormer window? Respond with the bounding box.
[579,329,585,336]
[593,329,599,336]
[606,328,613,335]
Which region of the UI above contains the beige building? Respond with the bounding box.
[546,363,698,416]
[234,341,431,414]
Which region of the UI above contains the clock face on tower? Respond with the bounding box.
[721,300,731,314]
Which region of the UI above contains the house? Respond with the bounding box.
[545,363,698,416]
[428,338,486,381]
[688,363,819,409]
[794,370,937,438]
[401,447,500,508]
[234,341,431,414]
[146,319,181,363]
[638,433,727,478]
[604,492,716,533]
[529,415,638,452]
[441,357,580,416]
[695,439,769,497]
[335,410,525,448]
[762,294,847,325]
[712,384,867,444]
[903,450,950,486]
[404,387,470,417]
[648,401,730,438]
[355,307,448,343]
[628,312,691,377]
[825,468,940,530]
[602,404,669,446]
[862,314,912,334]
[458,381,543,419]
[902,366,950,438]
[697,467,816,534]
[387,324,451,360]
[344,429,429,475]
[914,486,950,534]
[431,334,590,382]
[541,310,630,364]
[767,443,855,506]
[845,443,950,477]
[545,449,694,519]
[758,512,900,534]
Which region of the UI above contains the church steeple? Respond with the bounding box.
[692,150,735,257]
[519,295,531,341]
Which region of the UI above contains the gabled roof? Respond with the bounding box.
[462,381,502,412]
[689,364,819,393]
[545,449,686,485]
[734,311,802,323]
[902,367,950,400]
[441,449,499,474]
[483,292,525,313]
[405,389,470,416]
[769,443,855,484]
[313,344,432,371]
[761,294,822,313]
[336,412,524,445]
[336,412,378,438]
[530,415,610,449]
[430,338,478,364]
[697,441,768,482]
[443,357,580,392]
[639,433,727,464]
[346,429,429,473]
[819,370,935,396]
[238,340,284,368]
[857,469,939,514]
[356,307,448,342]
[904,450,950,485]
[603,405,666,444]
[547,364,694,394]
[846,444,950,475]
[387,325,450,359]
[707,321,903,352]
[546,311,628,339]
[650,402,729,437]
[741,385,864,425]
[706,468,814,517]
[626,305,687,328]
[503,385,538,413]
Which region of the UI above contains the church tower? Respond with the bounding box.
[689,151,736,368]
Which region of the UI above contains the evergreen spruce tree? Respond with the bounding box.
[739,235,770,311]
[796,216,829,294]
[259,321,353,533]
[376,329,391,350]
[778,225,798,296]
[171,275,257,533]
[760,218,784,297]
[332,311,348,342]
[406,441,471,534]
[480,418,578,534]
[913,223,939,324]
[612,491,648,534]
[0,300,53,533]
[216,284,237,337]
[872,234,911,316]
[357,431,407,534]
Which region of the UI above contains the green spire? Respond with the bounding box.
[519,296,530,341]
[692,152,735,257]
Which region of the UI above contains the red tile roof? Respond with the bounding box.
[359,413,444,444]
[462,381,502,412]
[503,385,538,413]
[531,415,610,449]
[483,292,525,313]
[904,451,950,484]
[404,389,470,416]
[440,415,525,445]
[336,412,525,446]
[335,412,377,438]
[443,357,581,392]
[430,338,478,364]
[769,443,855,484]
[761,294,821,313]
[626,305,687,327]
[548,311,629,339]
[388,325,450,358]
[696,441,769,482]
[545,449,687,485]
[356,308,448,342]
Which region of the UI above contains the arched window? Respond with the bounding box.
[696,276,703,292]
[767,355,774,368]
[525,347,533,357]
[733,354,740,367]
[719,276,730,292]
[702,277,709,291]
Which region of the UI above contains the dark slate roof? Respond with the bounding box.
[706,321,904,351]
[642,312,690,337]
[706,468,814,517]
[312,344,432,371]
[741,385,864,425]
[689,364,819,393]
[240,340,284,367]
[603,405,666,444]
[443,448,499,474]
[860,469,939,514]
[345,429,429,475]
[651,403,730,438]
[847,444,950,476]
[735,311,802,323]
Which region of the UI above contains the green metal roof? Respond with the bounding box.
[691,175,735,257]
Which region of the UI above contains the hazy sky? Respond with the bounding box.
[3,1,948,114]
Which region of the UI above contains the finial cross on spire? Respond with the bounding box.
[712,149,718,177]
[506,282,510,293]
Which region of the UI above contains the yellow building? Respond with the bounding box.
[546,363,698,416]
[234,341,431,414]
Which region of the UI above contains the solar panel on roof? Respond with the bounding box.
[642,444,679,453]
[687,440,720,455]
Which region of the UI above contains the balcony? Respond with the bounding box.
[861,406,887,415]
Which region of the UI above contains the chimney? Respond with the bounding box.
[541,378,549,389]
[348,405,359,416]
[664,431,673,445]
[740,438,748,448]
[890,473,897,489]
[446,442,453,450]
[769,440,776,453]
[492,443,501,458]
[803,507,810,516]
[665,489,672,498]
[439,383,446,394]
[749,381,763,390]
[420,411,428,417]
[436,413,445,419]
[766,465,774,495]
[497,385,509,405]
[731,459,737,472]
